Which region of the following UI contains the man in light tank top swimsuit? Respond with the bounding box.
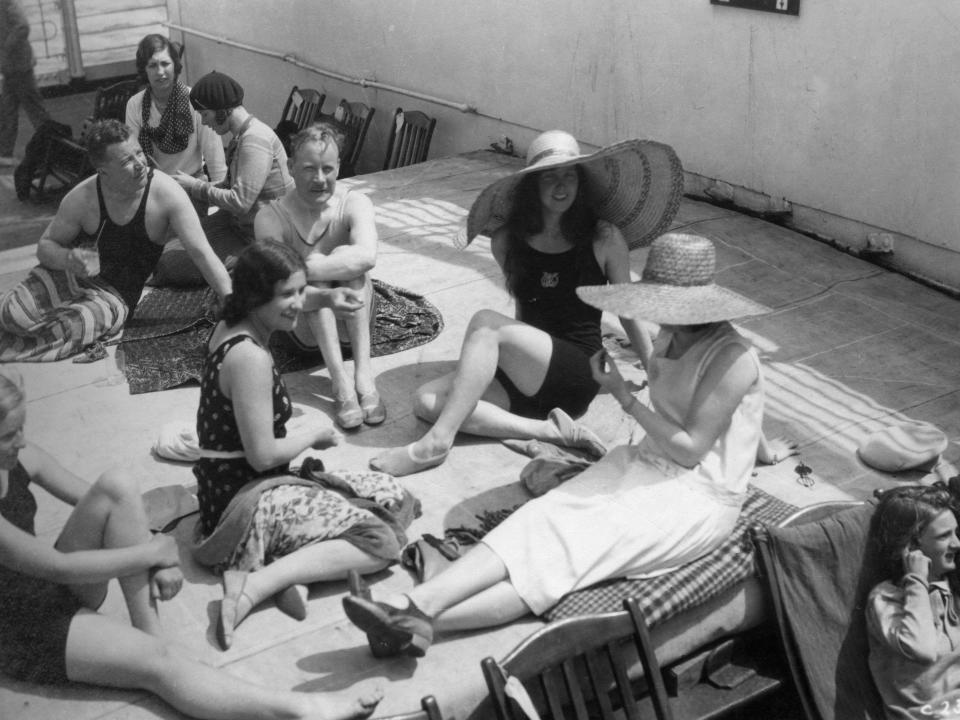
[255,121,384,431]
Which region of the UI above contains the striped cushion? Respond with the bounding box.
[0,266,127,362]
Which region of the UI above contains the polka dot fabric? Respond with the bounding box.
[193,334,291,536]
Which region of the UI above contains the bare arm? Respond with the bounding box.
[591,342,759,467]
[597,224,654,369]
[36,183,96,277]
[18,442,89,506]
[0,446,177,585]
[155,174,232,298]
[125,94,144,139]
[221,340,338,472]
[303,192,378,282]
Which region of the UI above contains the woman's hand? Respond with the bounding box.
[589,350,630,403]
[150,566,184,601]
[903,548,931,582]
[756,436,799,465]
[311,427,342,450]
[173,171,200,192]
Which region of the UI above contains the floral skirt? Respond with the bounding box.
[226,482,376,572]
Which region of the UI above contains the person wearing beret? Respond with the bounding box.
[165,70,293,285]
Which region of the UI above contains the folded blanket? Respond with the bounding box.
[0,266,127,362]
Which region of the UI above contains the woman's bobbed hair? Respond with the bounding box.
[135,34,183,85]
[0,368,25,424]
[871,484,957,584]
[221,240,306,325]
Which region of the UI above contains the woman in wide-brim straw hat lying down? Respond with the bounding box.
[370,129,685,477]
[344,232,797,658]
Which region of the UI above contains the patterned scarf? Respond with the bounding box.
[139,81,193,158]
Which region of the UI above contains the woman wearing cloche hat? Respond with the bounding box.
[158,70,293,284]
[344,232,796,658]
[371,129,685,477]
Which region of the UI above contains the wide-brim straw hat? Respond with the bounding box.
[576,232,770,325]
[460,130,684,250]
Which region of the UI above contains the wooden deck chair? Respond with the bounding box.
[24,78,142,200]
[382,108,436,170]
[752,500,887,720]
[333,99,375,177]
[274,86,325,154]
[482,596,782,720]
[377,695,444,720]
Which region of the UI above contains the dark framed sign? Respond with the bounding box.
[710,0,799,16]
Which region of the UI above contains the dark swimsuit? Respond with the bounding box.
[0,464,83,685]
[94,169,164,318]
[494,236,605,419]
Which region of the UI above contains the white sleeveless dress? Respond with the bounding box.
[483,322,764,614]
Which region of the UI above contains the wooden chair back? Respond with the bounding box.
[382,107,436,170]
[279,86,325,131]
[333,99,375,177]
[93,78,142,122]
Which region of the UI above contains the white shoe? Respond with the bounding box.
[0,156,17,167]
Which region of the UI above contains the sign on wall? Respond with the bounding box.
[710,0,799,16]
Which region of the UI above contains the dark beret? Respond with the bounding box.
[189,71,244,111]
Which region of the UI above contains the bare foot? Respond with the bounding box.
[306,680,384,720]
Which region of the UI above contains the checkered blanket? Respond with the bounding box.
[543,485,796,624]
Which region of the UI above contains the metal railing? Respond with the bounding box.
[165,22,477,114]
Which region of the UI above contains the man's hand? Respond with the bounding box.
[150,566,184,601]
[328,287,366,318]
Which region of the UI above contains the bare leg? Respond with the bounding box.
[300,285,353,403]
[337,275,376,398]
[65,611,382,720]
[55,469,170,635]
[227,540,389,631]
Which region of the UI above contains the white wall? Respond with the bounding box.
[169,0,960,289]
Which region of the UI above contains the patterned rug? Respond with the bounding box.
[121,279,444,395]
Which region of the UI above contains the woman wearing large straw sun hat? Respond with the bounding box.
[342,231,796,658]
[369,129,685,477]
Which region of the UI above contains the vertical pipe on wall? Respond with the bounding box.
[59,0,84,79]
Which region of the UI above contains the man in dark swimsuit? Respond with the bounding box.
[35,120,231,313]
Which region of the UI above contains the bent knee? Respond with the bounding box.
[92,468,140,503]
[413,388,446,422]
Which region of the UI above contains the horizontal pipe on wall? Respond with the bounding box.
[165,22,477,114]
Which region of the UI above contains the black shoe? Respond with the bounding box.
[342,593,433,658]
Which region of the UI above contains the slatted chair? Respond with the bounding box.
[333,99,375,177]
[483,594,785,720]
[23,78,142,200]
[377,695,444,720]
[274,86,325,155]
[382,107,436,170]
[279,86,326,131]
[752,500,885,720]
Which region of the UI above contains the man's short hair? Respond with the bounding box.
[85,120,131,167]
[290,121,346,161]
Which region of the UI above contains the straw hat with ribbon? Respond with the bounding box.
[461,130,684,250]
[576,232,769,325]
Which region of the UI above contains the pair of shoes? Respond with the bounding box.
[342,593,434,658]
[359,390,387,425]
[347,570,402,658]
[275,584,308,621]
[369,443,449,477]
[217,570,253,650]
[547,408,607,459]
[335,396,364,430]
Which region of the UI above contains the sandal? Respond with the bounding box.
[369,443,448,477]
[359,390,387,425]
[335,396,364,430]
[217,570,253,650]
[347,570,404,658]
